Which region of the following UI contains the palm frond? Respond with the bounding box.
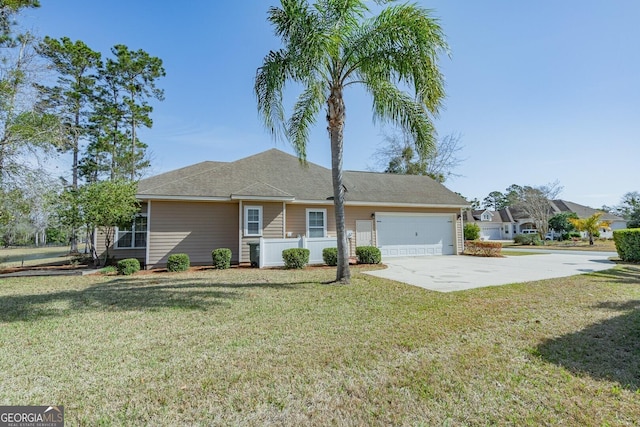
[255,49,289,141]
[367,80,436,158]
[286,79,327,160]
[344,3,448,113]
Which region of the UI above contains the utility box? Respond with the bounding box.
[248,242,260,268]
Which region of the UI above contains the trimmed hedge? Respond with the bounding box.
[282,248,310,269]
[613,228,640,262]
[212,248,232,269]
[322,247,338,266]
[167,253,190,272]
[464,223,481,241]
[514,233,542,246]
[464,240,502,257]
[117,258,140,276]
[356,246,381,264]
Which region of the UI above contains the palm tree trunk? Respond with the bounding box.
[327,85,350,284]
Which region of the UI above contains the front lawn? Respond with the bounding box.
[1,266,639,425]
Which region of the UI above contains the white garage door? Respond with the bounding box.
[479,225,501,240]
[376,214,455,257]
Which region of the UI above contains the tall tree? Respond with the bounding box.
[0,0,39,48]
[256,0,447,283]
[35,36,101,189]
[610,191,640,228]
[106,45,164,180]
[514,181,562,238]
[373,130,463,182]
[483,191,507,210]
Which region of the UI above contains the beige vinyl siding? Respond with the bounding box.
[240,202,285,262]
[285,204,336,238]
[148,201,238,267]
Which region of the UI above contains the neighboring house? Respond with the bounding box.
[463,199,626,240]
[548,200,627,239]
[99,149,469,268]
[462,209,517,240]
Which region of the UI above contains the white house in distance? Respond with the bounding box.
[464,200,627,240]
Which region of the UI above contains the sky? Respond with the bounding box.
[21,1,640,208]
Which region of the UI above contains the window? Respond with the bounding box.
[307,209,326,238]
[244,206,262,236]
[116,215,147,249]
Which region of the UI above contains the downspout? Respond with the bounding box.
[145,201,151,269]
[238,200,243,263]
[282,201,286,238]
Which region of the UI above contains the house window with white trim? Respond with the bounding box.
[244,206,262,236]
[307,209,327,238]
[116,215,147,249]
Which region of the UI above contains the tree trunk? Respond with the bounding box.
[327,85,350,284]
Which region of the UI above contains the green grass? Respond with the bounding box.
[501,249,544,256]
[504,239,617,252]
[0,245,87,269]
[1,266,639,425]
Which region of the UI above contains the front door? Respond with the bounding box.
[356,220,373,246]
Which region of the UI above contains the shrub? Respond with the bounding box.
[356,246,382,264]
[464,240,502,257]
[514,233,542,246]
[117,258,140,275]
[613,229,640,262]
[464,223,481,240]
[167,253,190,272]
[282,248,310,269]
[322,247,338,266]
[212,248,232,269]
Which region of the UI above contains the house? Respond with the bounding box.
[462,209,517,240]
[101,149,469,268]
[463,199,627,240]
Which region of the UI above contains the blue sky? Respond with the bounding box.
[23,1,640,208]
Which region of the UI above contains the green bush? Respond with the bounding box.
[514,234,542,246]
[613,229,640,262]
[464,223,481,240]
[212,248,232,269]
[117,258,140,275]
[167,253,190,272]
[322,247,338,266]
[282,248,310,269]
[356,246,382,264]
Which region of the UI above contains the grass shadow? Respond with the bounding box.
[0,277,299,323]
[586,267,640,285]
[537,301,640,391]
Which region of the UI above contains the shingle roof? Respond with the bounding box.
[137,148,468,207]
[463,200,625,224]
[551,199,624,221]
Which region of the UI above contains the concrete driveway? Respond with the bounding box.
[364,252,615,292]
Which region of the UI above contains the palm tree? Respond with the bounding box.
[255,0,448,283]
[570,212,611,246]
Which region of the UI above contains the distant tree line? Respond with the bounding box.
[0,1,163,262]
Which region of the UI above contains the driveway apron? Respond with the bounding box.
[364,253,615,292]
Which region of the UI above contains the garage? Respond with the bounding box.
[376,213,455,257]
[479,225,502,240]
